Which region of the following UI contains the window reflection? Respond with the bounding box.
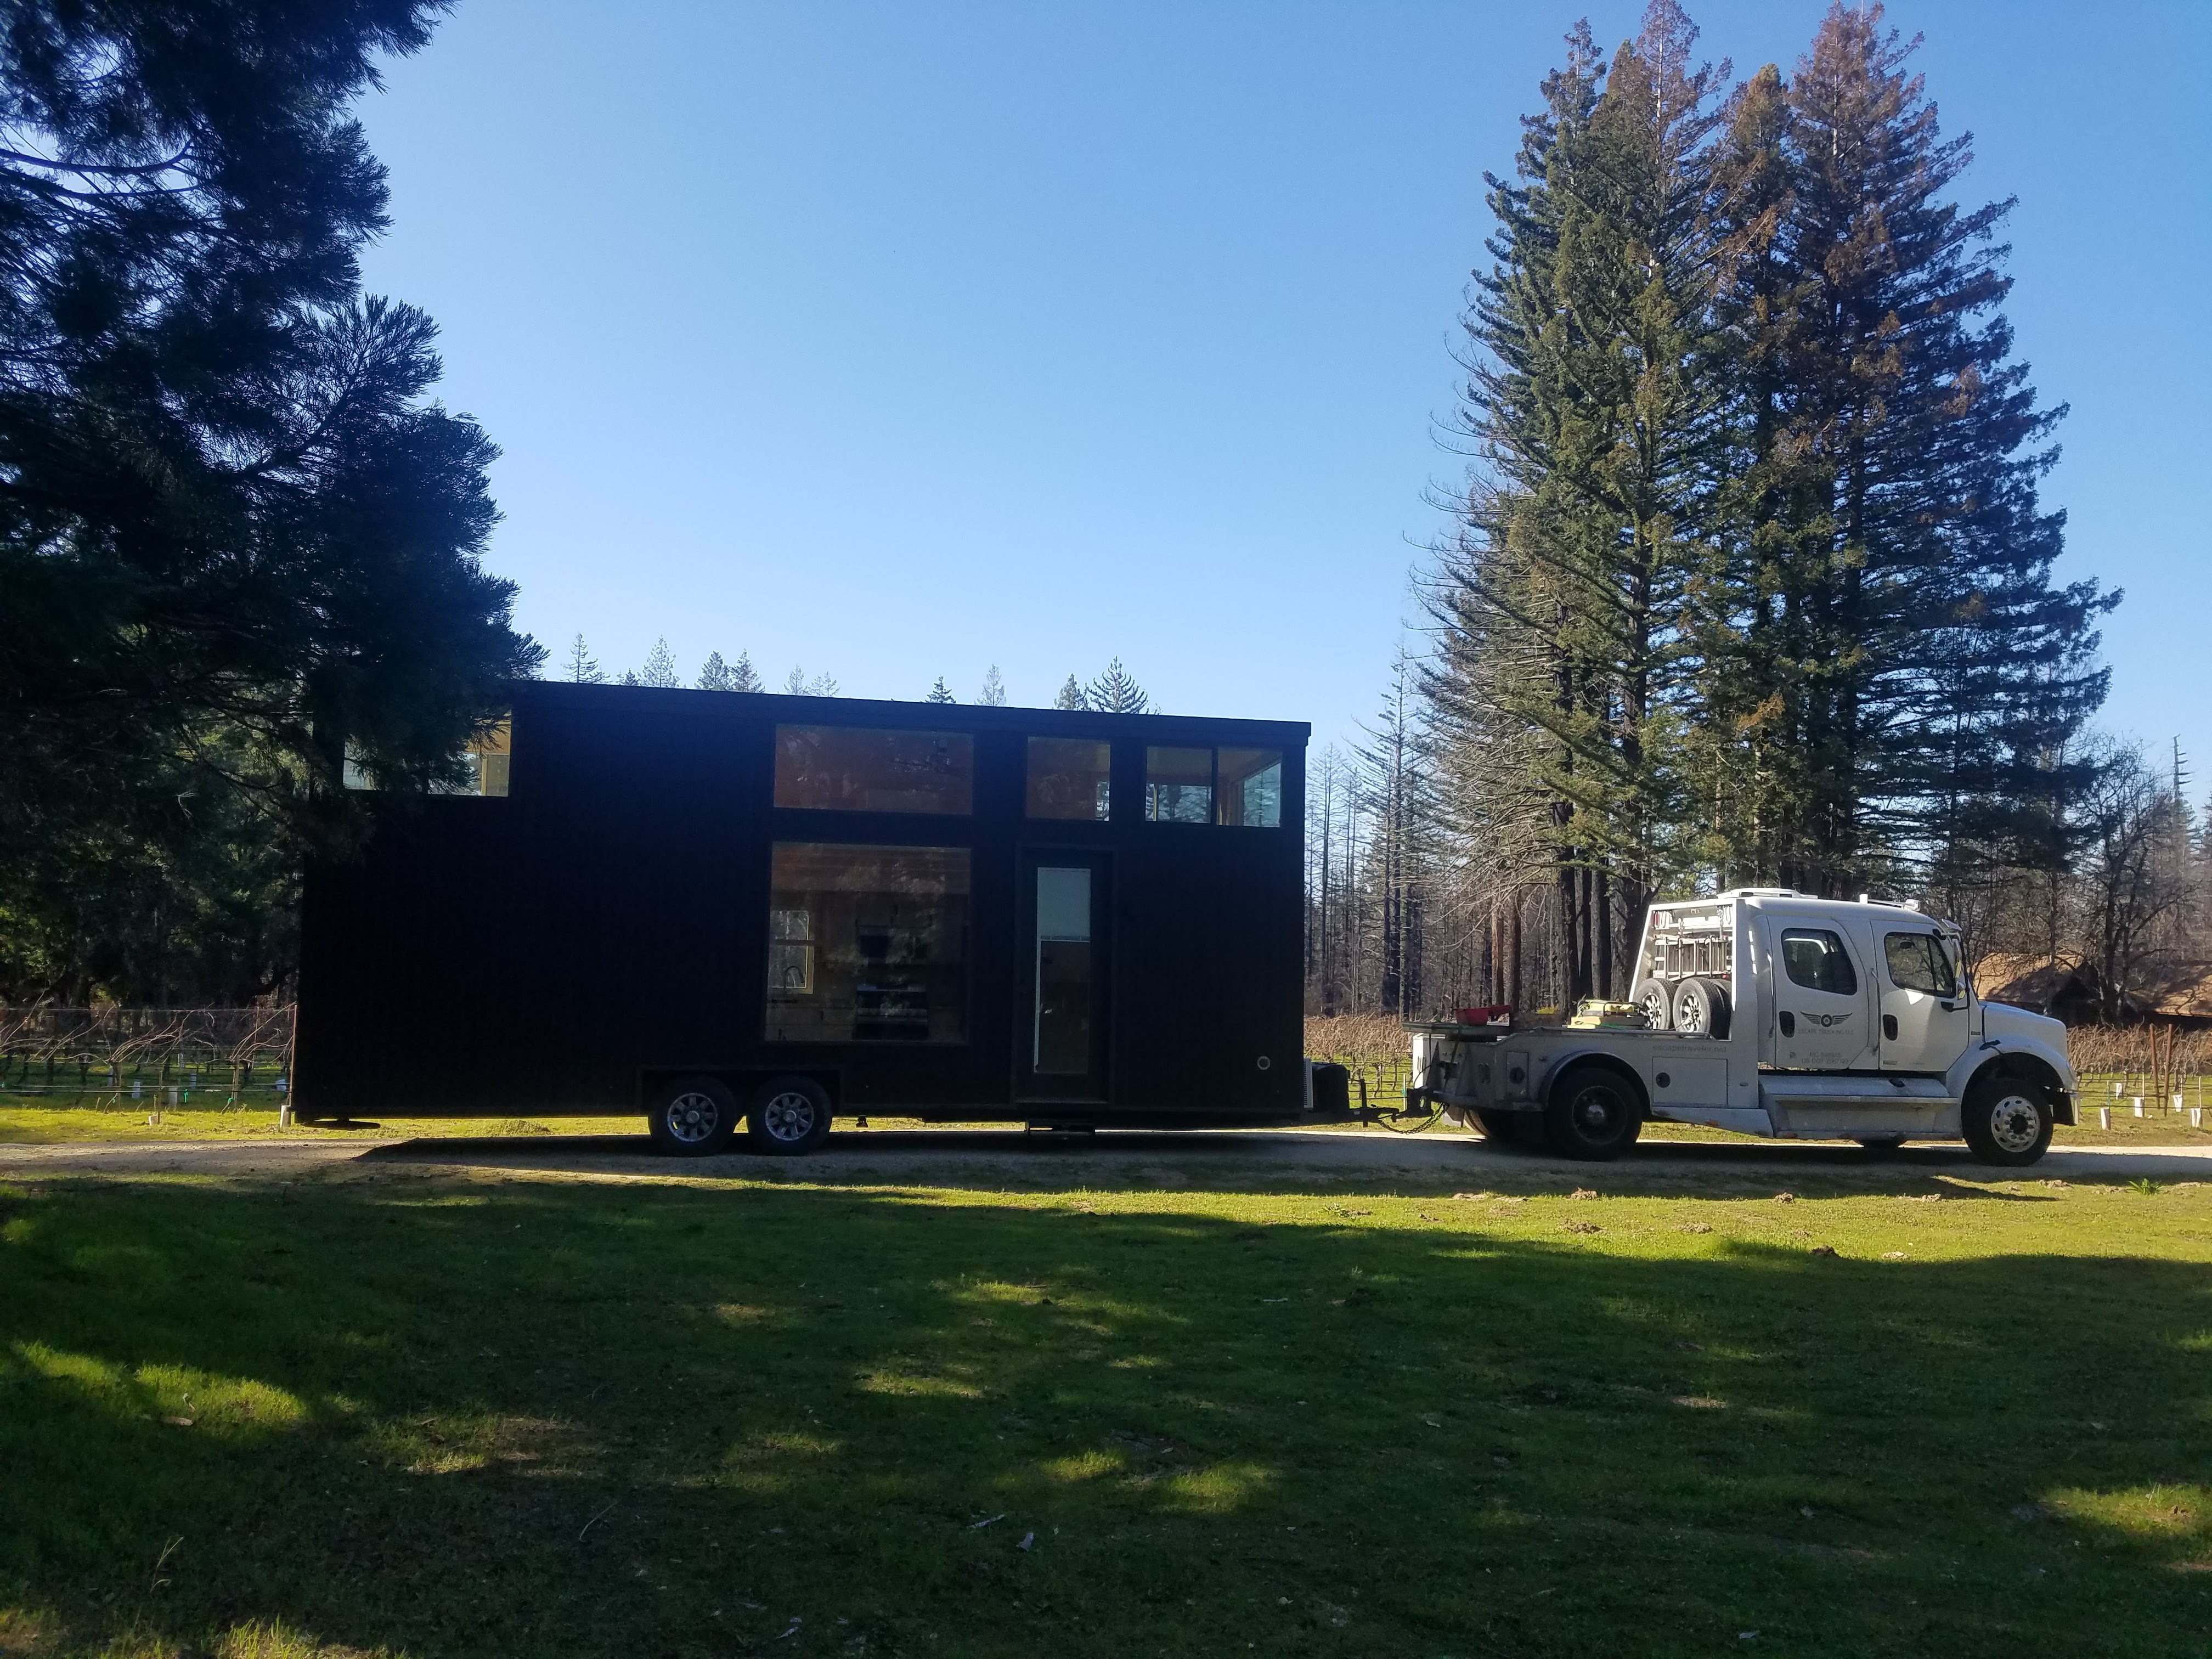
[345,718,511,797]
[1145,746,1212,823]
[1218,748,1281,827]
[1780,928,1858,995]
[1883,932,1957,998]
[766,844,970,1043]
[775,726,973,814]
[1027,738,1112,820]
[1144,745,1283,826]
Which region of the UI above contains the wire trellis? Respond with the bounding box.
[0,1006,295,1107]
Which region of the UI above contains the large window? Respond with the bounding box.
[775,726,973,814]
[1027,738,1113,820]
[1144,746,1282,827]
[766,844,970,1043]
[1780,928,1858,995]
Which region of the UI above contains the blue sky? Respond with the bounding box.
[356,1,2211,774]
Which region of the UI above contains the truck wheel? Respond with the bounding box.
[750,1074,832,1156]
[648,1075,739,1156]
[1672,978,1731,1039]
[1630,978,1672,1031]
[1542,1064,1644,1161]
[1962,1073,2053,1166]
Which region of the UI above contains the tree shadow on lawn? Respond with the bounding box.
[2,1176,2208,1658]
[356,1127,2204,1200]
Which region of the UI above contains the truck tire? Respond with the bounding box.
[1961,1071,2053,1167]
[648,1075,740,1156]
[750,1074,833,1156]
[1630,978,1672,1031]
[1542,1064,1644,1161]
[1475,1109,1538,1147]
[1672,977,1730,1039]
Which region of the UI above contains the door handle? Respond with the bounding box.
[1882,1014,1899,1041]
[1779,1011,1795,1037]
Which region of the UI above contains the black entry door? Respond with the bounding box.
[1017,853,1109,1102]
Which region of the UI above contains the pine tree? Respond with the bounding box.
[0,1,537,999]
[1431,4,1722,1000]
[729,652,765,693]
[697,651,732,691]
[926,677,957,704]
[786,668,839,697]
[566,634,605,684]
[1086,659,1150,714]
[639,638,679,689]
[1054,676,1088,711]
[1702,3,2111,892]
[619,670,641,687]
[978,666,1008,707]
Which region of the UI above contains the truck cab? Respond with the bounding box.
[1409,890,2076,1165]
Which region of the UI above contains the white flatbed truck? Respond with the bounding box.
[1407,889,2076,1165]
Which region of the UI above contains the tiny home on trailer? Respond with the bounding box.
[295,682,1313,1153]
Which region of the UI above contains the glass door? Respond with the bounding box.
[1018,853,1108,1101]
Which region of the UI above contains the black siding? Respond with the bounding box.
[296,682,1310,1122]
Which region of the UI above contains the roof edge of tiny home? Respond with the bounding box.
[513,678,1311,743]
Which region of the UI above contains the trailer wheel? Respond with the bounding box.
[750,1074,832,1156]
[1543,1064,1644,1161]
[1629,979,1672,1031]
[648,1075,739,1156]
[1672,978,1731,1039]
[1962,1071,2053,1167]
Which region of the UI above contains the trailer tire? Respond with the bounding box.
[648,1075,740,1156]
[1630,978,1673,1031]
[1961,1070,2053,1167]
[749,1074,832,1156]
[1542,1064,1644,1161]
[1672,978,1730,1039]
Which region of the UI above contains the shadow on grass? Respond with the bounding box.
[355,1127,2212,1198]
[2,1176,2209,1658]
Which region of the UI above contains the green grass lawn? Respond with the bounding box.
[3,1155,2210,1658]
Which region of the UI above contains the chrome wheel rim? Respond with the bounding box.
[1989,1092,2043,1154]
[663,1091,721,1146]
[1638,989,1668,1026]
[760,1090,818,1142]
[1675,994,1705,1034]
